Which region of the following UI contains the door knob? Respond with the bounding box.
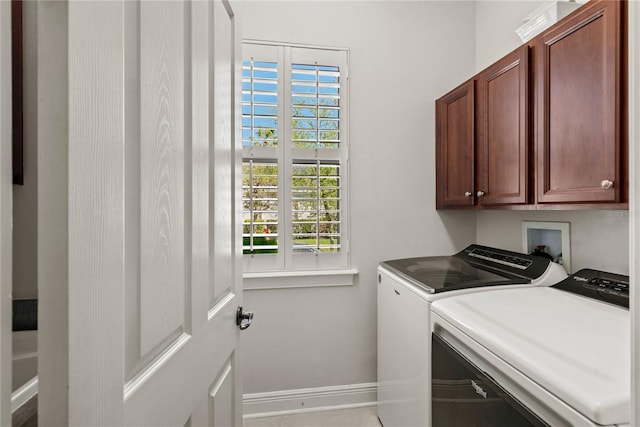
[464,191,472,198]
[236,306,254,330]
[601,179,614,190]
[476,191,485,197]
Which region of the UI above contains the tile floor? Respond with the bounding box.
[243,406,381,427]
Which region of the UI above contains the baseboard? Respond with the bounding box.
[242,382,377,419]
[11,376,38,413]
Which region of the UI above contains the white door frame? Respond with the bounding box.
[630,1,640,425]
[0,1,13,425]
[37,1,70,423]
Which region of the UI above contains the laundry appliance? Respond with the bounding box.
[377,244,567,427]
[431,268,630,427]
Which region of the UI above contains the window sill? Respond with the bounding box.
[243,268,359,291]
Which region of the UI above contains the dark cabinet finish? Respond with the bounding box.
[536,0,625,204]
[436,81,475,209]
[476,46,530,206]
[436,47,530,209]
[435,0,626,210]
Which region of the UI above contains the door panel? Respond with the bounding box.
[548,18,606,191]
[536,0,623,203]
[435,81,475,208]
[488,69,520,195]
[138,0,188,358]
[209,358,235,426]
[211,0,234,309]
[190,357,236,427]
[66,0,242,425]
[476,46,529,206]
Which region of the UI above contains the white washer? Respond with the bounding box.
[377,245,567,427]
[431,269,630,427]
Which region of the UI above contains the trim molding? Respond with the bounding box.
[243,269,359,291]
[242,382,377,419]
[629,0,640,424]
[11,376,37,413]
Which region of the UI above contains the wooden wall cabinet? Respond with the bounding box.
[436,46,530,209]
[435,80,475,208]
[476,46,530,206]
[536,0,626,204]
[435,0,626,210]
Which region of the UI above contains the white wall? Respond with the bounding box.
[477,210,629,274]
[474,1,630,275]
[475,0,543,71]
[239,1,477,394]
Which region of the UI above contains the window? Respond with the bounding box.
[242,42,349,272]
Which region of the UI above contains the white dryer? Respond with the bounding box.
[431,269,630,427]
[377,244,567,427]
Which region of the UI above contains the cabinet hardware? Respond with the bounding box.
[601,180,614,190]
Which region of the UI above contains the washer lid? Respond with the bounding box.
[431,287,630,426]
[381,256,528,293]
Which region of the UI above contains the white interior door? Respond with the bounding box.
[64,0,243,425]
[0,1,12,425]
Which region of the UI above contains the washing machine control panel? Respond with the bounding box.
[467,247,533,270]
[457,244,550,281]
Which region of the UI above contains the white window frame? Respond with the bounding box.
[242,40,350,274]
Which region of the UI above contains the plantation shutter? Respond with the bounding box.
[242,42,349,272]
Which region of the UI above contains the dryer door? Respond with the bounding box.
[432,333,550,427]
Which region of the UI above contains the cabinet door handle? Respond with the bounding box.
[601,180,614,190]
[476,191,485,198]
[464,192,472,198]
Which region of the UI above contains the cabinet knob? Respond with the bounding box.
[464,192,472,198]
[476,191,485,198]
[601,180,614,190]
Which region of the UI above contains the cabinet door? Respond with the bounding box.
[436,80,475,208]
[476,46,530,206]
[536,0,624,203]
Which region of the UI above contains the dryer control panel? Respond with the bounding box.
[553,268,629,308]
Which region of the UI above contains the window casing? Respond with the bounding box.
[242,42,349,272]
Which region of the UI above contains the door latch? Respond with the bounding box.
[236,306,254,330]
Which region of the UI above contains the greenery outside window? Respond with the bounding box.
[242,41,349,273]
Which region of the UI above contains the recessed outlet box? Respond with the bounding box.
[522,221,571,273]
